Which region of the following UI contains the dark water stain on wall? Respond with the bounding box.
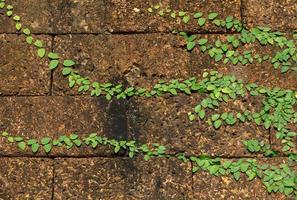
[102,76,142,141]
[106,98,129,140]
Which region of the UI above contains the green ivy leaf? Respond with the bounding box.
[62,68,72,76]
[26,36,33,44]
[73,139,82,147]
[198,38,208,45]
[194,12,203,19]
[178,11,186,17]
[183,15,190,23]
[240,163,250,172]
[8,137,14,143]
[49,60,59,70]
[34,40,43,48]
[37,48,46,58]
[208,165,220,174]
[43,144,52,153]
[15,22,22,30]
[208,12,218,20]
[18,142,26,151]
[6,11,13,17]
[197,110,205,119]
[207,85,216,91]
[41,137,51,145]
[48,52,59,59]
[114,145,121,153]
[246,170,257,180]
[27,139,38,145]
[264,120,271,130]
[187,41,196,51]
[63,60,76,67]
[222,87,232,94]
[13,15,20,21]
[213,120,222,129]
[7,5,13,10]
[70,134,78,140]
[23,28,31,35]
[31,143,40,153]
[198,18,206,26]
[233,171,241,181]
[281,66,289,73]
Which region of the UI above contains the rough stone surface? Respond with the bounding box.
[51,0,105,34]
[0,0,53,33]
[106,0,241,33]
[54,157,192,200]
[0,1,296,199]
[0,158,53,200]
[51,34,281,157]
[242,0,297,31]
[52,34,193,95]
[0,96,115,156]
[53,34,296,94]
[127,95,269,157]
[0,34,51,95]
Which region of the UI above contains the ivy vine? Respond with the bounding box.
[147,4,297,74]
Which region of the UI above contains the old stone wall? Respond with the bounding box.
[0,0,296,199]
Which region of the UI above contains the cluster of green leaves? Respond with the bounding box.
[67,71,202,100]
[190,156,297,197]
[189,71,296,153]
[0,131,167,160]
[1,128,296,197]
[1,131,53,153]
[147,4,297,73]
[147,4,242,31]
[243,139,277,157]
[1,3,296,154]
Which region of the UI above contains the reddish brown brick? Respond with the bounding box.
[106,0,241,33]
[0,96,114,156]
[51,0,105,34]
[0,158,53,200]
[52,34,193,95]
[0,34,51,95]
[242,0,297,31]
[0,0,53,33]
[54,157,192,200]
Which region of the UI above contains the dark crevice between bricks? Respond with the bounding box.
[49,35,54,96]
[0,154,290,159]
[0,31,241,35]
[0,94,49,97]
[109,30,241,35]
[103,0,108,31]
[190,161,195,198]
[0,154,132,159]
[239,0,245,27]
[51,158,55,200]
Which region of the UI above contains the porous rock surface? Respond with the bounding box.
[0,0,296,199]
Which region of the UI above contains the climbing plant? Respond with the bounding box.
[0,0,296,198]
[147,4,297,73]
